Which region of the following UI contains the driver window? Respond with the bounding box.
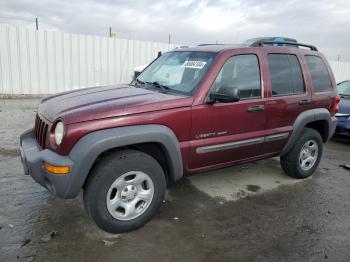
[212,54,261,99]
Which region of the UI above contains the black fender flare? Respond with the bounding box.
[65,125,183,197]
[281,108,337,156]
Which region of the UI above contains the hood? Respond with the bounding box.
[38,84,192,124]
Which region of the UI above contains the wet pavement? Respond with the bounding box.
[1,99,350,262]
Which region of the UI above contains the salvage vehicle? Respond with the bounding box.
[20,37,339,233]
[335,80,350,137]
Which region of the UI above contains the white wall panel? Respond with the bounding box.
[329,61,350,83]
[0,25,176,95]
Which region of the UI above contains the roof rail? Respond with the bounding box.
[197,43,225,46]
[250,40,318,51]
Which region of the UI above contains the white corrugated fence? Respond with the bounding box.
[328,61,350,83]
[0,24,349,95]
[0,25,176,95]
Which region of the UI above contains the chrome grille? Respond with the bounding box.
[34,114,48,149]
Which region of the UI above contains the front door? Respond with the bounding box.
[189,53,268,172]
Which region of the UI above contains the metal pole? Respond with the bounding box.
[168,34,171,44]
[35,17,38,30]
[109,27,112,38]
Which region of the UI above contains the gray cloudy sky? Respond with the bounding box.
[0,0,349,61]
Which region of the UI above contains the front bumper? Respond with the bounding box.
[20,128,75,198]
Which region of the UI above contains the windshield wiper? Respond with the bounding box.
[133,78,145,87]
[339,93,350,98]
[134,79,170,93]
[145,81,170,93]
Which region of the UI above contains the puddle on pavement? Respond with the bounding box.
[0,147,20,157]
[189,158,310,201]
[246,184,261,192]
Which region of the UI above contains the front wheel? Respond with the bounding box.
[280,128,323,179]
[83,150,166,233]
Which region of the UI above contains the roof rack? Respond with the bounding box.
[197,43,225,46]
[250,40,318,51]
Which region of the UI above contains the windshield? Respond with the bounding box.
[337,81,350,96]
[134,51,216,95]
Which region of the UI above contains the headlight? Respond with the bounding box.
[54,121,64,145]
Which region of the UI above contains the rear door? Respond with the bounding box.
[261,49,312,154]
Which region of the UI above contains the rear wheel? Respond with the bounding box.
[280,128,323,179]
[84,150,166,233]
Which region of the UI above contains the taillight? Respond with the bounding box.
[330,95,341,116]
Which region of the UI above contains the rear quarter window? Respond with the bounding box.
[305,55,332,92]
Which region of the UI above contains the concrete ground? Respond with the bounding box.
[1,98,350,262]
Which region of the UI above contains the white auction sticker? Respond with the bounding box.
[182,60,207,69]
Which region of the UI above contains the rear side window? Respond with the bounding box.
[267,54,305,96]
[305,56,332,92]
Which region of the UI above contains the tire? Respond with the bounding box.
[280,128,323,179]
[83,149,166,233]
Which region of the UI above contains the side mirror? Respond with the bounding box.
[207,86,240,104]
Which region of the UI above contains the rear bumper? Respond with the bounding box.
[20,128,75,198]
[328,116,338,140]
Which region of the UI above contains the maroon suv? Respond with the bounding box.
[20,38,339,233]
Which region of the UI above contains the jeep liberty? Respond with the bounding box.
[20,38,339,233]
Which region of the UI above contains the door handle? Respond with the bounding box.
[298,99,311,105]
[247,105,264,112]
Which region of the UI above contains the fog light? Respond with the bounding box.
[43,162,70,175]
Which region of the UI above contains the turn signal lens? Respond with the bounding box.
[43,162,70,175]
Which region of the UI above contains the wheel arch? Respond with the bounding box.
[305,120,329,142]
[281,108,334,156]
[91,142,173,186]
[65,125,183,197]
